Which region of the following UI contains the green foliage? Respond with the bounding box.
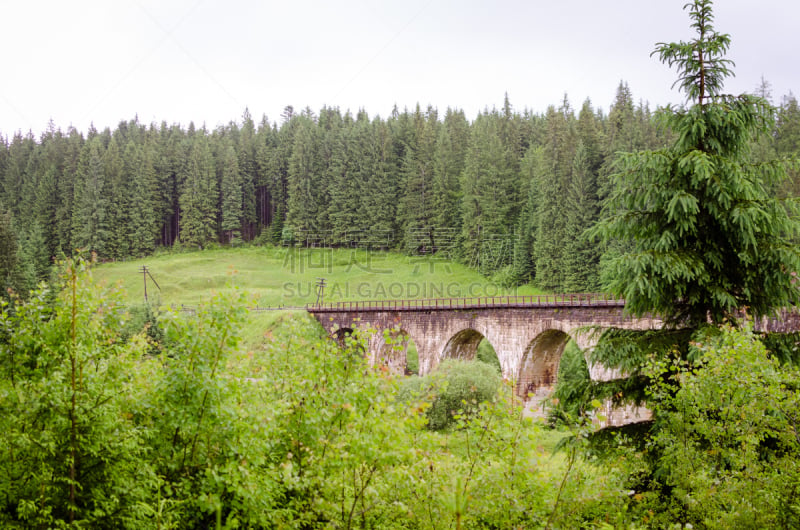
[652,0,733,106]
[638,325,800,528]
[0,258,157,528]
[549,339,591,422]
[400,359,501,430]
[0,207,19,295]
[577,3,800,526]
[0,257,657,528]
[475,337,501,372]
[119,303,163,354]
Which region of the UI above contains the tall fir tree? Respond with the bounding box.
[363,116,400,246]
[561,141,600,292]
[238,109,258,240]
[71,137,111,257]
[286,115,325,238]
[128,137,159,256]
[179,132,218,248]
[399,105,439,253]
[432,108,469,250]
[533,99,576,291]
[220,140,243,243]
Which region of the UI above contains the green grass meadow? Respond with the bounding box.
[93,245,542,354]
[93,245,542,308]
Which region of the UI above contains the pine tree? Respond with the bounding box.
[179,132,218,248]
[399,105,439,253]
[562,141,600,292]
[238,109,258,240]
[71,138,111,257]
[533,100,576,291]
[0,207,18,295]
[595,0,800,327]
[55,127,84,254]
[580,2,800,515]
[511,146,540,285]
[2,132,36,221]
[363,116,400,246]
[460,110,519,272]
[128,138,159,256]
[155,123,184,247]
[327,111,360,244]
[104,136,131,258]
[220,141,243,243]
[432,108,468,250]
[286,116,324,238]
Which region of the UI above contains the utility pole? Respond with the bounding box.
[140,265,161,303]
[315,277,327,306]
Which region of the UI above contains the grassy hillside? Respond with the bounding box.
[93,245,541,308]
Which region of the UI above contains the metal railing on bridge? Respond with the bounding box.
[307,293,625,312]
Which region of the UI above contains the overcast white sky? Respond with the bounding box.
[1,0,797,137]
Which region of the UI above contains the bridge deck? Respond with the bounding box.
[307,293,625,313]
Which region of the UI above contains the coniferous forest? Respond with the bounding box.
[3,84,799,294]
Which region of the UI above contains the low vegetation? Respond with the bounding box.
[0,259,622,528]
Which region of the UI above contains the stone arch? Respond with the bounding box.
[516,329,572,402]
[375,329,419,375]
[332,327,356,348]
[441,328,497,363]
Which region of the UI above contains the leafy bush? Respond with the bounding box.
[549,340,590,424]
[119,303,163,353]
[0,259,157,528]
[637,324,800,529]
[401,359,501,430]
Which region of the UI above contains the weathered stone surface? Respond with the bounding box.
[309,305,661,397]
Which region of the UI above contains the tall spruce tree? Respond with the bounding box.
[562,141,600,292]
[286,115,324,238]
[220,140,243,243]
[179,131,218,248]
[399,105,439,253]
[364,116,400,246]
[579,0,800,412]
[432,108,468,250]
[532,100,576,290]
[327,111,360,244]
[71,137,111,257]
[0,207,18,295]
[128,138,160,257]
[578,2,800,517]
[511,145,541,285]
[594,0,800,328]
[238,109,258,240]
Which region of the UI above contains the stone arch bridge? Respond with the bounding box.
[307,294,800,421]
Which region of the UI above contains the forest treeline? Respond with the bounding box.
[2,83,799,293]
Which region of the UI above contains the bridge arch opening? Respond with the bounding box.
[333,327,357,348]
[376,329,420,375]
[516,329,572,406]
[441,329,500,372]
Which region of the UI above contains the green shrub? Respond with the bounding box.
[549,340,590,424]
[401,359,502,430]
[120,303,163,353]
